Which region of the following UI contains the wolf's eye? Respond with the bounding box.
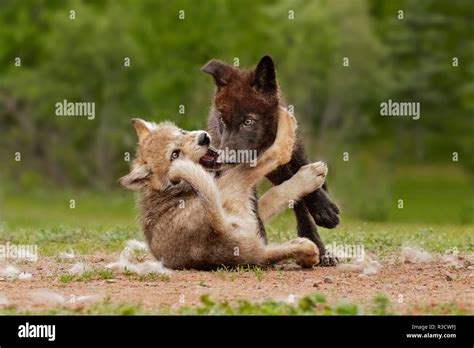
[243,118,255,127]
[170,150,180,161]
[219,117,227,129]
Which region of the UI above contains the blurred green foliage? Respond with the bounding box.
[2,184,472,255]
[0,0,472,223]
[2,293,470,315]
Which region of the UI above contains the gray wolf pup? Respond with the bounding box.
[119,109,327,270]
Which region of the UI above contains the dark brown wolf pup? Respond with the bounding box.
[202,55,340,265]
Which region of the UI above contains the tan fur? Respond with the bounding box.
[120,109,327,270]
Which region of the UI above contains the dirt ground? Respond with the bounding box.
[1,252,473,314]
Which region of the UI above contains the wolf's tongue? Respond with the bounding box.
[201,154,214,161]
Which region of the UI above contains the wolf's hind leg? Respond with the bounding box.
[260,238,319,268]
[258,161,327,223]
[169,159,227,231]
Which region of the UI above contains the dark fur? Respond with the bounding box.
[202,56,340,265]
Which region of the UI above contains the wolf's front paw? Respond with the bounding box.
[313,198,340,229]
[305,188,340,229]
[297,161,328,191]
[320,253,338,267]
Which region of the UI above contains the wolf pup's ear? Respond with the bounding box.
[119,164,151,190]
[131,118,156,143]
[252,55,277,94]
[201,60,232,88]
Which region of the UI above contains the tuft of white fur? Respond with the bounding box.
[134,260,170,275]
[439,252,462,268]
[0,294,10,306]
[18,272,33,280]
[68,262,90,275]
[0,265,32,280]
[76,294,103,304]
[58,251,75,259]
[337,255,381,275]
[0,265,21,277]
[106,246,171,276]
[401,246,433,264]
[30,290,65,305]
[125,239,148,252]
[106,247,134,272]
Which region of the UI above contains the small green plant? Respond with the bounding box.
[59,268,114,283]
[122,269,170,282]
[213,264,265,281]
[198,281,210,288]
[0,294,471,315]
[169,293,472,316]
[59,273,75,284]
[373,294,390,315]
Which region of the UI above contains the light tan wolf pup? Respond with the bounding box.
[119,108,328,270]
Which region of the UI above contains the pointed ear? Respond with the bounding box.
[252,56,277,94]
[201,59,232,87]
[131,118,156,143]
[119,164,151,190]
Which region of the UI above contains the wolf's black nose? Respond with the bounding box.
[198,132,210,146]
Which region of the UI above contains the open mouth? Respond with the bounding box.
[199,146,220,168]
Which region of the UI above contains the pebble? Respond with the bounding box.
[105,279,116,283]
[323,277,333,284]
[445,273,454,281]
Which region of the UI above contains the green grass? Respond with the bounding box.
[0,189,140,255]
[214,265,265,281]
[0,294,469,315]
[0,185,472,257]
[389,165,474,224]
[326,160,473,224]
[0,296,149,315]
[263,207,473,257]
[59,268,114,283]
[124,271,171,282]
[0,189,136,229]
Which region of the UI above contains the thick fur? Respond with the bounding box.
[120,110,327,270]
[202,56,340,265]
